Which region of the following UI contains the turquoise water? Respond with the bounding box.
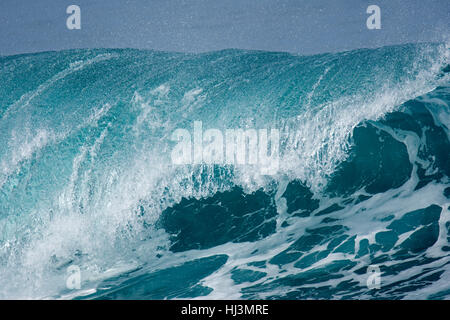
[0,43,449,299]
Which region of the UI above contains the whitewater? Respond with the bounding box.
[0,42,449,299]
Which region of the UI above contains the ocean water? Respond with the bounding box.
[0,43,449,300]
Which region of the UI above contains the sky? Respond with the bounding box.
[0,0,449,56]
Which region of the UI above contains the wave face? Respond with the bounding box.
[0,43,449,299]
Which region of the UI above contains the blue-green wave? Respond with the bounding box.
[0,43,449,299]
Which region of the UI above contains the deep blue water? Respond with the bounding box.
[0,43,449,299]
